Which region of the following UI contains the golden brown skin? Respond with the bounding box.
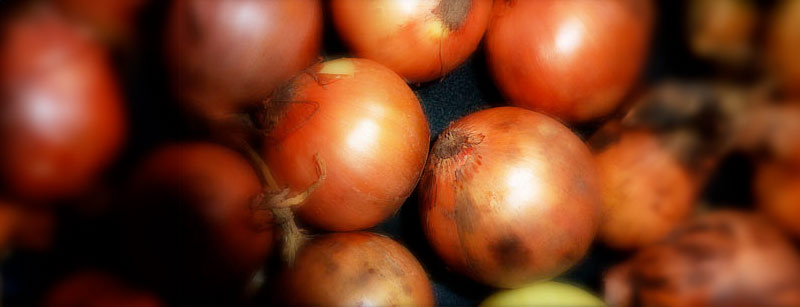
[0,7,126,202]
[594,130,696,250]
[687,0,759,66]
[165,0,322,121]
[262,58,430,231]
[279,232,434,306]
[43,272,164,307]
[605,211,800,307]
[331,0,492,83]
[419,107,600,288]
[755,160,800,238]
[485,0,653,123]
[767,0,800,97]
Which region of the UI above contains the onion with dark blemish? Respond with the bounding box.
[330,0,492,83]
[604,211,800,307]
[419,107,600,288]
[278,232,434,306]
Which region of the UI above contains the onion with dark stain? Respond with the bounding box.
[485,0,653,123]
[43,271,164,307]
[331,0,492,83]
[165,0,322,122]
[419,107,600,288]
[278,232,434,306]
[0,7,126,203]
[605,211,800,307]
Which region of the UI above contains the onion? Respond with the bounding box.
[53,0,149,45]
[277,232,434,306]
[687,0,759,66]
[165,0,322,122]
[260,58,430,231]
[0,7,126,203]
[605,211,800,307]
[419,106,600,288]
[485,0,653,123]
[43,271,164,307]
[121,143,273,303]
[331,0,492,83]
[767,0,800,97]
[480,281,604,307]
[755,159,800,239]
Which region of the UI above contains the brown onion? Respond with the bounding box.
[767,0,800,97]
[331,0,492,83]
[278,232,434,306]
[485,0,653,123]
[261,58,430,231]
[755,160,800,238]
[605,211,800,307]
[419,107,600,288]
[687,0,759,66]
[165,0,322,121]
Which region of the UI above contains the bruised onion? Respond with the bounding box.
[592,129,697,249]
[261,58,430,231]
[419,107,600,288]
[121,143,273,303]
[43,271,164,307]
[278,232,434,306]
[485,0,653,123]
[604,211,800,307]
[0,7,126,203]
[331,0,492,83]
[165,0,322,121]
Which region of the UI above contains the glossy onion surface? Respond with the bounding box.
[419,107,600,288]
[279,232,434,306]
[165,0,322,121]
[262,58,430,231]
[485,0,653,123]
[331,0,492,83]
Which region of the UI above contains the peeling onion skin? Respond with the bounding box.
[278,232,434,306]
[604,211,800,307]
[43,272,164,307]
[0,8,126,203]
[419,107,600,288]
[331,0,492,83]
[165,0,322,122]
[262,58,430,231]
[593,129,697,250]
[122,143,273,301]
[485,0,653,123]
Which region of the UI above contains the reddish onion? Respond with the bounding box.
[419,107,600,288]
[53,0,149,45]
[43,271,164,307]
[331,0,492,83]
[755,160,800,238]
[261,58,430,231]
[121,143,273,302]
[0,200,19,252]
[605,211,800,307]
[278,232,434,306]
[165,0,322,122]
[485,0,653,123]
[0,7,126,203]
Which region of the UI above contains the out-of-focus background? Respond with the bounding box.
[0,0,799,306]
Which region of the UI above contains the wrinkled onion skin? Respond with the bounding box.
[165,0,322,121]
[263,58,430,231]
[485,0,653,123]
[420,107,600,288]
[605,211,800,307]
[594,130,696,250]
[43,272,164,307]
[755,161,800,238]
[331,0,492,83]
[0,8,126,202]
[123,143,273,300]
[279,232,434,306]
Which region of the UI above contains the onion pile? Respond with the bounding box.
[261,58,429,231]
[419,107,600,287]
[331,0,492,83]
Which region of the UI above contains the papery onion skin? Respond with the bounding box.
[604,211,800,307]
[43,271,164,307]
[331,0,492,83]
[262,58,430,231]
[593,129,696,250]
[279,232,434,306]
[122,143,273,303]
[419,107,600,288]
[485,0,653,123]
[0,7,126,202]
[165,0,322,122]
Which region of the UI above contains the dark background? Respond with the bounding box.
[0,0,777,306]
